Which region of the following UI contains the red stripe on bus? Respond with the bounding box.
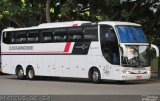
[72,24,78,26]
[64,42,71,52]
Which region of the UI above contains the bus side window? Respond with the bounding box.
[41,29,53,43]
[3,32,9,44]
[27,31,39,43]
[53,28,67,42]
[15,32,27,44]
[68,27,83,42]
[3,32,16,44]
[83,26,98,41]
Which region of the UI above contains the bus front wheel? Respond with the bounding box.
[26,67,35,80]
[91,68,101,83]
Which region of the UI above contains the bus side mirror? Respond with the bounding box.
[119,43,127,57]
[151,44,159,57]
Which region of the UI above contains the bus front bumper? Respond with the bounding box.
[120,73,151,81]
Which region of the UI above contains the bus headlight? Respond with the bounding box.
[122,70,130,74]
[125,71,130,74]
[147,71,151,74]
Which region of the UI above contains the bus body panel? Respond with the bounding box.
[1,41,103,79]
[1,21,156,81]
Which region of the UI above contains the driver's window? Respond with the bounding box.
[100,25,120,65]
[101,25,117,42]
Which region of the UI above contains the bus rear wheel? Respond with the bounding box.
[16,67,25,80]
[91,68,101,83]
[26,67,35,80]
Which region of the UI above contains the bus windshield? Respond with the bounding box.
[122,45,150,67]
[116,25,147,43]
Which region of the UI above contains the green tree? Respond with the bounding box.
[0,0,160,37]
[46,0,51,22]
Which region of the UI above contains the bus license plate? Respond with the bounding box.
[136,76,142,79]
[132,68,145,70]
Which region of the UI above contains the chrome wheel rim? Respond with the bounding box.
[28,70,33,79]
[92,71,99,81]
[18,69,24,77]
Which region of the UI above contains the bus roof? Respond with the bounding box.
[98,21,141,26]
[3,21,141,32]
[2,21,91,32]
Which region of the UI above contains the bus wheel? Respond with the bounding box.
[16,67,25,80]
[117,81,126,84]
[26,67,35,80]
[91,68,101,83]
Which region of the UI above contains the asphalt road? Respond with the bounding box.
[0,74,160,95]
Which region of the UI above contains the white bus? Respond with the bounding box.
[1,21,159,83]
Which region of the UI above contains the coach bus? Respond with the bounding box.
[1,21,159,83]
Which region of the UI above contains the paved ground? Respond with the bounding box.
[0,74,160,95]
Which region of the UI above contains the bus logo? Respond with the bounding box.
[75,44,88,50]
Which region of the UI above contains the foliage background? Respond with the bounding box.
[0,0,160,42]
[0,0,160,73]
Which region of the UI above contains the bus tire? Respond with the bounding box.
[91,68,101,83]
[117,81,126,84]
[26,67,35,80]
[16,66,26,80]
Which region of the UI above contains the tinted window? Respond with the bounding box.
[84,26,98,41]
[3,32,15,44]
[27,31,39,43]
[41,29,53,43]
[100,25,117,43]
[16,31,27,44]
[3,26,98,44]
[53,28,67,42]
[100,25,120,65]
[68,27,83,42]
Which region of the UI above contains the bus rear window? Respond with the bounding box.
[3,32,15,44]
